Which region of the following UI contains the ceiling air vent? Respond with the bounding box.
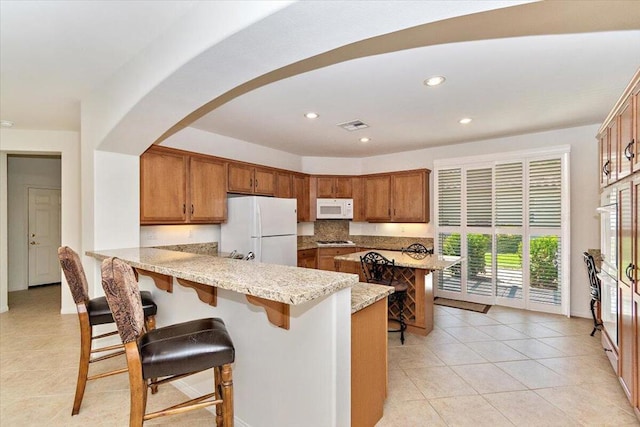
[337,119,369,131]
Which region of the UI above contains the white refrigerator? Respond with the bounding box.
[221,196,297,266]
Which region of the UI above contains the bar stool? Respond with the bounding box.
[101,257,235,427]
[360,251,408,344]
[58,246,158,415]
[583,251,603,336]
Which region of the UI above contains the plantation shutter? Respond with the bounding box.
[438,168,461,226]
[466,168,492,227]
[529,159,562,228]
[495,162,523,227]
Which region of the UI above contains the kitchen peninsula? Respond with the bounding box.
[86,247,390,427]
[335,250,461,336]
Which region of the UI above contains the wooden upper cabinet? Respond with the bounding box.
[140,148,188,223]
[316,176,352,198]
[293,174,312,222]
[364,175,391,221]
[619,99,634,180]
[140,146,226,224]
[253,166,276,195]
[276,171,292,198]
[392,170,429,222]
[364,169,430,223]
[189,156,227,222]
[227,162,275,196]
[633,82,640,173]
[351,177,365,222]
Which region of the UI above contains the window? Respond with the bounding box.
[434,147,570,315]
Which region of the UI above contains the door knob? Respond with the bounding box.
[30,241,37,245]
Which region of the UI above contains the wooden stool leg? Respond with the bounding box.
[220,364,234,427]
[215,367,223,426]
[144,316,158,394]
[72,311,92,415]
[125,343,147,427]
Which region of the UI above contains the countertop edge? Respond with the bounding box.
[351,282,394,314]
[86,249,359,306]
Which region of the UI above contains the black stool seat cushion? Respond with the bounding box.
[88,291,157,325]
[139,318,235,380]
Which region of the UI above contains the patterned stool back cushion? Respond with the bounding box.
[101,257,145,344]
[58,246,90,305]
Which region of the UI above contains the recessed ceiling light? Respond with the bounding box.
[459,117,472,124]
[0,120,14,128]
[424,76,446,87]
[359,137,370,143]
[304,112,319,119]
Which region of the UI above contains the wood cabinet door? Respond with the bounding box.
[275,171,292,198]
[253,167,275,196]
[619,281,634,399]
[634,177,639,295]
[634,83,640,173]
[364,175,391,221]
[619,100,634,180]
[619,182,634,288]
[609,119,619,185]
[140,148,187,223]
[317,247,357,271]
[599,133,610,188]
[351,177,365,222]
[392,170,428,222]
[293,174,311,222]
[335,177,353,198]
[316,177,335,198]
[228,163,254,194]
[297,249,317,269]
[189,157,226,222]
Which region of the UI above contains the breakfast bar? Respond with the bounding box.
[86,247,392,427]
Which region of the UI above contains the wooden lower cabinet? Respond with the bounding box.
[351,298,387,427]
[297,248,317,269]
[317,247,358,271]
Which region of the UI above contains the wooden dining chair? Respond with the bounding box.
[101,256,235,426]
[360,251,408,344]
[57,246,158,415]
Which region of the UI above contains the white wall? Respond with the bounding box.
[7,156,61,291]
[0,129,81,313]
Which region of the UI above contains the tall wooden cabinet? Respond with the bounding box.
[140,146,227,224]
[597,68,639,420]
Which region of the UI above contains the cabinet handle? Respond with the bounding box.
[624,139,635,160]
[191,204,194,215]
[626,263,635,282]
[183,204,186,214]
[255,179,258,189]
[602,160,610,177]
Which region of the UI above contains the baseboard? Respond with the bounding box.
[0,305,8,313]
[172,378,250,426]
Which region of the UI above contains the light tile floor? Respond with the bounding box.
[0,285,217,426]
[377,304,640,427]
[1,285,639,426]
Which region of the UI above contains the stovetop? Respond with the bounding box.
[315,240,356,247]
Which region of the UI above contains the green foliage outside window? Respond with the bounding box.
[517,236,559,289]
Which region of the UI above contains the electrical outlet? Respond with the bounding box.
[188,229,193,238]
[401,226,405,233]
[147,230,157,240]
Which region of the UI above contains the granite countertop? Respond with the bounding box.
[297,236,434,251]
[335,249,461,271]
[86,247,358,305]
[350,282,394,314]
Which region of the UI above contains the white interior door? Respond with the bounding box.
[28,188,61,286]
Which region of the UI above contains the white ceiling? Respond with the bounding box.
[1,1,640,157]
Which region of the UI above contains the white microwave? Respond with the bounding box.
[316,198,354,219]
